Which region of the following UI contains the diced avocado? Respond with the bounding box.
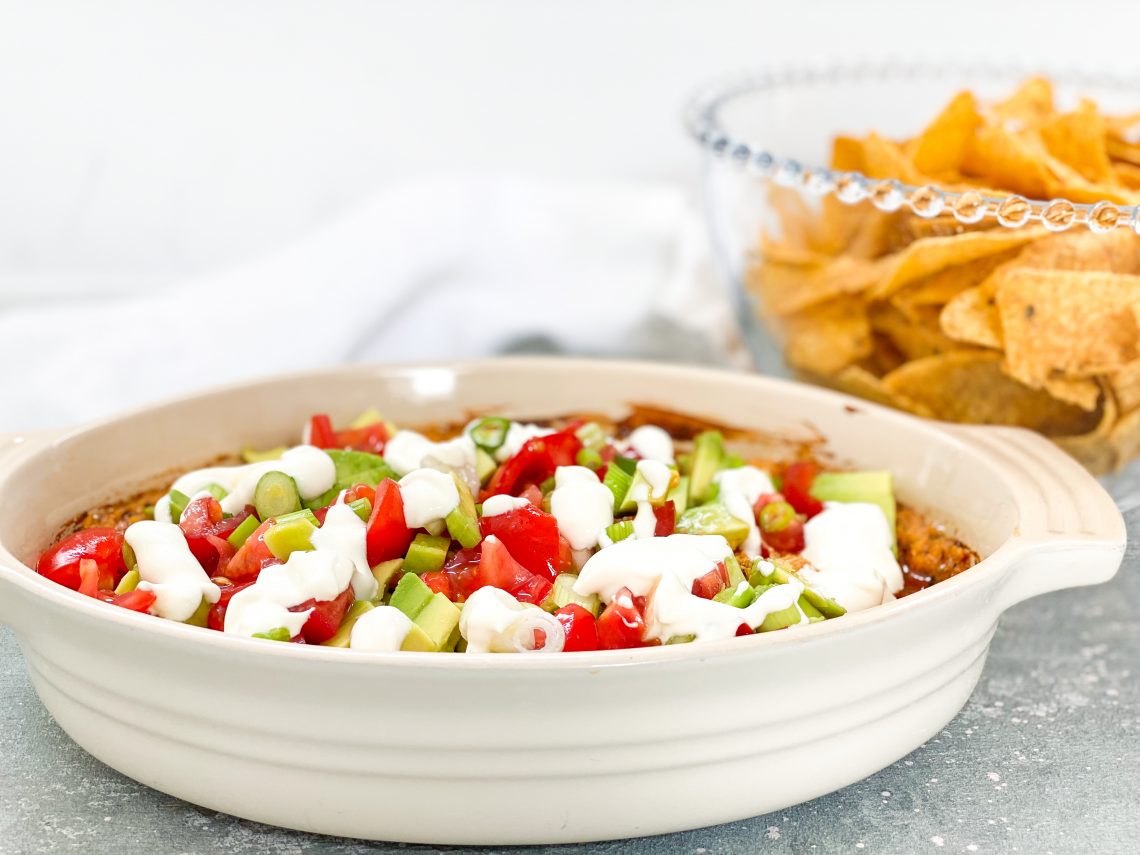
[759,603,803,632]
[241,445,287,464]
[323,600,375,648]
[675,503,749,549]
[445,473,482,548]
[810,470,897,552]
[389,571,434,619]
[676,451,693,476]
[399,623,437,652]
[205,483,229,501]
[616,467,676,514]
[667,475,690,515]
[613,456,638,476]
[665,633,697,645]
[404,533,450,574]
[550,573,601,616]
[253,471,302,521]
[714,581,756,609]
[604,520,634,544]
[305,449,398,509]
[475,448,498,484]
[371,558,403,597]
[114,568,140,595]
[227,514,261,549]
[688,430,724,506]
[412,592,462,652]
[185,596,211,627]
[798,596,824,619]
[724,554,746,587]
[121,542,138,572]
[602,464,633,508]
[264,516,316,560]
[747,558,846,619]
[168,489,192,522]
[252,627,292,642]
[423,519,447,537]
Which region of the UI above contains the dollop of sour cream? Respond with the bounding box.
[384,430,477,477]
[309,496,377,600]
[125,521,222,621]
[480,494,533,517]
[800,502,903,612]
[714,466,775,556]
[628,459,673,540]
[397,468,460,529]
[549,465,614,550]
[224,549,355,638]
[350,605,414,651]
[458,587,566,653]
[574,533,803,643]
[153,445,336,524]
[624,424,675,464]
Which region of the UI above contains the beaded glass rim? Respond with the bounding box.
[684,63,1140,235]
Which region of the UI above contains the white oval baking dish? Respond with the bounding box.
[0,359,1124,845]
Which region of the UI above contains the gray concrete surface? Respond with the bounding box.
[1,518,1136,855]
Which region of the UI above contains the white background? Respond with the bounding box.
[0,0,1127,306]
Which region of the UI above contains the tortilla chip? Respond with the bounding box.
[1013,228,1140,274]
[1054,386,1119,475]
[989,77,1055,127]
[911,91,982,175]
[881,351,1103,436]
[1042,375,1103,412]
[996,268,1140,385]
[1042,154,1134,204]
[860,133,925,183]
[782,298,871,375]
[868,228,1044,300]
[750,254,890,317]
[890,249,1023,319]
[767,186,823,251]
[962,125,1052,197]
[1107,137,1140,166]
[826,365,934,418]
[869,302,962,360]
[940,282,1002,348]
[1108,360,1140,412]
[1114,161,1140,189]
[1039,99,1115,184]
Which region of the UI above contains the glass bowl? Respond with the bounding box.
[687,62,1140,502]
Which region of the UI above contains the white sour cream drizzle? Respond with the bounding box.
[350,605,414,651]
[799,502,904,612]
[458,586,566,653]
[153,445,336,523]
[495,422,554,462]
[574,534,803,643]
[713,466,775,556]
[124,521,222,621]
[549,465,614,550]
[397,468,460,529]
[628,459,673,540]
[624,424,675,464]
[224,550,355,638]
[310,495,378,600]
[480,494,533,517]
[384,430,477,477]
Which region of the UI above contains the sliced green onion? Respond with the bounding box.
[604,520,634,543]
[550,573,601,615]
[468,417,511,453]
[168,489,191,521]
[603,464,633,508]
[576,447,604,470]
[205,483,229,501]
[227,514,261,549]
[575,421,607,450]
[347,497,372,523]
[114,568,140,595]
[758,500,796,533]
[613,455,638,476]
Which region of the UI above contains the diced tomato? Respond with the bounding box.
[77,558,102,597]
[292,586,354,644]
[555,604,600,651]
[111,588,157,613]
[752,492,785,517]
[597,587,656,649]
[557,535,574,574]
[351,484,376,507]
[308,414,337,449]
[365,479,415,566]
[441,546,482,601]
[520,484,544,508]
[479,504,562,582]
[735,623,754,636]
[691,561,729,599]
[761,516,805,554]
[782,461,823,519]
[476,535,552,605]
[421,570,455,600]
[207,580,256,631]
[225,519,277,582]
[37,527,126,592]
[484,429,582,497]
[653,501,676,537]
[179,496,244,576]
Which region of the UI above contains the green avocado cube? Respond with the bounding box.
[412,593,461,652]
[810,470,897,552]
[403,533,451,574]
[687,431,724,505]
[389,572,434,619]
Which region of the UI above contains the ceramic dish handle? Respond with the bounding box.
[943,424,1127,610]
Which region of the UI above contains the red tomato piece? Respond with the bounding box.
[292,586,354,644]
[308,414,337,449]
[520,484,544,508]
[207,580,256,631]
[332,422,389,454]
[782,461,823,519]
[653,501,676,537]
[225,519,278,582]
[555,604,600,652]
[597,587,655,649]
[421,570,455,600]
[476,536,552,605]
[752,492,786,518]
[484,429,582,497]
[441,546,482,601]
[479,504,562,582]
[365,478,415,566]
[735,623,754,636]
[111,588,157,613]
[179,496,245,576]
[37,527,126,592]
[690,561,729,599]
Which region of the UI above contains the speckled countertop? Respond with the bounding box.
[1,515,1136,855]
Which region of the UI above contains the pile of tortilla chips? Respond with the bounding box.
[750,77,1140,474]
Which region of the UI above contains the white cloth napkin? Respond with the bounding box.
[0,178,742,431]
